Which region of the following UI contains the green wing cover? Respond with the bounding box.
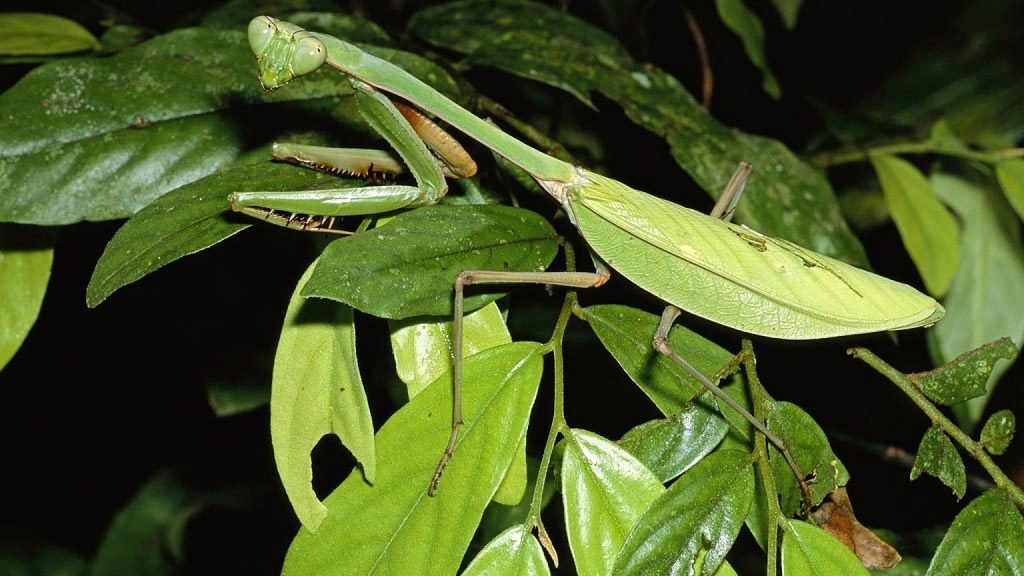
[571,171,943,339]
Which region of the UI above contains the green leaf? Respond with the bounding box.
[931,171,1024,425]
[0,13,100,56]
[272,262,376,532]
[410,0,869,266]
[910,427,966,500]
[782,519,870,576]
[206,378,270,417]
[771,0,803,29]
[562,429,665,576]
[583,304,733,415]
[481,455,556,543]
[389,302,511,399]
[926,489,1024,575]
[618,393,728,482]
[612,450,754,576]
[767,401,849,514]
[0,545,84,576]
[912,338,1018,406]
[283,342,544,576]
[980,409,1015,455]
[0,225,53,372]
[493,434,528,506]
[715,0,781,99]
[86,161,356,306]
[995,159,1024,221]
[303,205,559,319]
[462,524,550,576]
[869,155,959,296]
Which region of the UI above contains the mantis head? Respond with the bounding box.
[247,16,327,90]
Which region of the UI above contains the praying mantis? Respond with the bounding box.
[231,16,944,495]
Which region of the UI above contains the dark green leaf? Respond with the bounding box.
[910,427,966,500]
[0,13,100,56]
[870,155,959,296]
[86,161,355,306]
[767,401,849,514]
[715,0,780,99]
[931,172,1024,425]
[0,225,53,372]
[0,545,84,576]
[782,519,870,575]
[283,342,544,576]
[980,409,1015,456]
[303,205,559,319]
[562,428,664,576]
[206,378,270,416]
[771,0,804,29]
[913,338,1018,406]
[583,304,733,415]
[618,392,728,482]
[201,2,383,38]
[612,450,754,576]
[272,263,375,532]
[926,489,1024,575]
[462,525,550,576]
[410,0,868,266]
[995,159,1024,222]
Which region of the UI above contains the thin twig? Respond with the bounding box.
[682,6,713,109]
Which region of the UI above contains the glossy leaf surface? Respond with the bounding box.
[926,489,1024,576]
[781,519,870,576]
[461,525,550,576]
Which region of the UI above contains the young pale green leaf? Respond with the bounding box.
[562,428,665,576]
[206,378,270,417]
[996,159,1024,221]
[618,392,728,482]
[0,13,100,56]
[715,0,781,99]
[926,489,1024,576]
[583,305,733,415]
[272,263,375,532]
[0,225,53,372]
[462,524,550,576]
[612,449,754,576]
[303,205,559,319]
[980,409,1015,455]
[283,342,544,576]
[410,0,868,266]
[389,302,511,399]
[781,519,870,576]
[931,171,1024,426]
[911,338,1018,406]
[870,154,959,297]
[771,0,803,28]
[85,161,361,307]
[767,401,849,514]
[910,427,966,500]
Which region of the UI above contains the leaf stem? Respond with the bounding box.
[744,340,783,576]
[811,141,1024,167]
[849,347,1024,510]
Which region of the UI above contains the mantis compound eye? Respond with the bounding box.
[247,16,276,57]
[291,36,327,77]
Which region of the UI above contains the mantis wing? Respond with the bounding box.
[570,171,943,339]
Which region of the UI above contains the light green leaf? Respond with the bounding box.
[389,302,511,399]
[481,455,556,543]
[980,409,1015,456]
[283,342,543,576]
[272,262,375,532]
[562,429,665,576]
[767,401,849,513]
[0,225,53,372]
[926,489,1024,575]
[910,427,966,500]
[410,0,869,266]
[931,171,1024,426]
[618,393,728,482]
[715,0,781,99]
[870,155,959,296]
[613,450,754,576]
[912,337,1018,406]
[0,13,100,56]
[462,524,550,576]
[995,159,1024,221]
[584,304,733,415]
[303,205,559,319]
[771,0,803,29]
[493,434,528,506]
[85,160,355,307]
[782,519,870,576]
